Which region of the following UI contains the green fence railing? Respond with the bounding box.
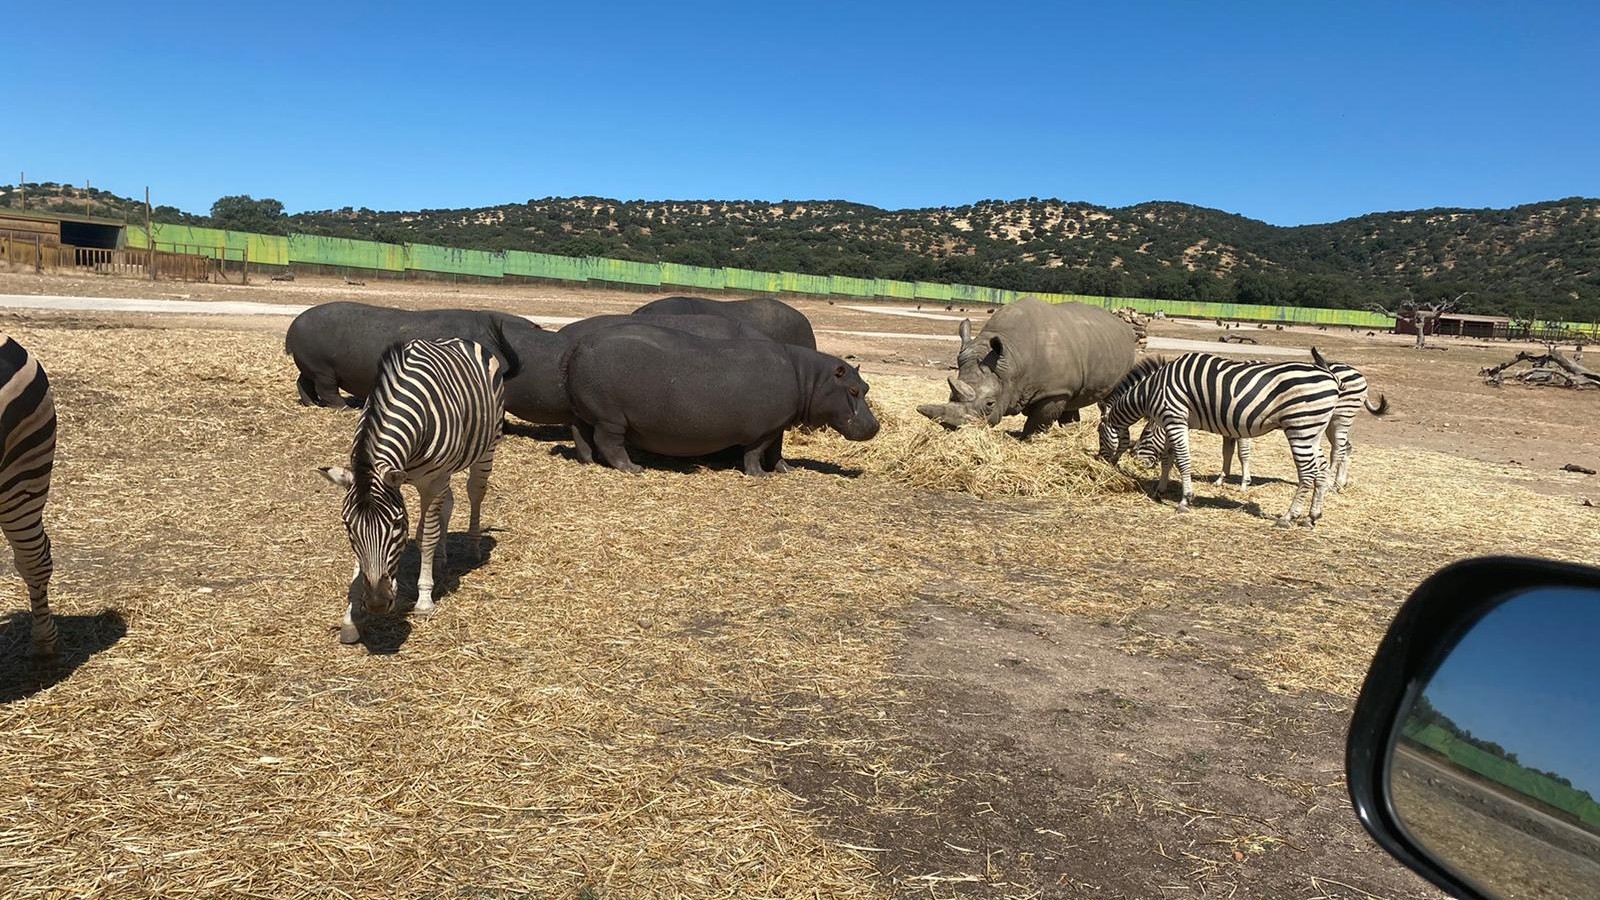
[125,224,1410,328]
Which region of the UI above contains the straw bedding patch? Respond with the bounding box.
[0,316,1596,898]
[790,375,1142,500]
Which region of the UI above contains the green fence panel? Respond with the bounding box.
[287,234,406,271]
[914,281,954,301]
[828,275,876,298]
[504,249,589,281]
[948,283,983,303]
[660,262,724,290]
[724,268,779,293]
[404,243,504,277]
[135,223,246,259]
[880,280,917,300]
[586,257,661,286]
[780,271,831,294]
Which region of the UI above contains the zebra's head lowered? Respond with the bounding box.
[318,444,408,615]
[1097,356,1165,463]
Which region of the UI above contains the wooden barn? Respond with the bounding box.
[0,208,133,272]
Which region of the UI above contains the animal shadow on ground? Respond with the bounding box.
[0,609,128,703]
[502,421,570,442]
[545,442,863,478]
[350,534,498,655]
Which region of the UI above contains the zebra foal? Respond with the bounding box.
[0,335,57,656]
[1099,353,1341,526]
[318,328,517,644]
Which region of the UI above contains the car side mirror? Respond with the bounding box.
[1347,556,1600,900]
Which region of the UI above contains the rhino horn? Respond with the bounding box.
[948,374,976,402]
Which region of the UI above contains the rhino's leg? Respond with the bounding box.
[592,422,643,475]
[760,434,792,475]
[576,422,601,461]
[1021,399,1072,438]
[1057,407,1081,425]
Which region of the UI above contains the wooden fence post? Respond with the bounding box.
[33,234,41,274]
[242,242,249,285]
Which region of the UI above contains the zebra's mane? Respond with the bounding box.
[1104,355,1165,405]
[346,340,411,500]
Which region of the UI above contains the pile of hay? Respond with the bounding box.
[792,376,1142,500]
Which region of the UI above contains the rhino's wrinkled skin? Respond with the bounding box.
[917,298,1137,438]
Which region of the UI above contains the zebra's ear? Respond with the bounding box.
[317,466,354,489]
[380,469,406,489]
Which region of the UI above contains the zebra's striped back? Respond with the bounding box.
[0,334,57,655]
[359,337,509,485]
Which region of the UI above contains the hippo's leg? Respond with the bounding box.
[742,431,786,477]
[1021,399,1072,438]
[569,424,597,465]
[314,372,345,408]
[296,371,324,406]
[593,423,643,475]
[761,434,792,475]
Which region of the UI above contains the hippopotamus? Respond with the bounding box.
[632,295,818,349]
[286,302,544,407]
[917,297,1137,437]
[562,322,878,475]
[505,312,771,430]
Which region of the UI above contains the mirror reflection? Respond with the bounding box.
[1390,587,1600,900]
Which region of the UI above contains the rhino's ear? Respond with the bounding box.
[958,319,972,345]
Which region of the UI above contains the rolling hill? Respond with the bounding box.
[4,182,1596,319]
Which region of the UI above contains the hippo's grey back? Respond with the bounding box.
[968,298,1137,414]
[632,296,817,349]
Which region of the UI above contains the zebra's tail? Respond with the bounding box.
[487,317,523,381]
[1365,393,1390,416]
[1310,345,1333,370]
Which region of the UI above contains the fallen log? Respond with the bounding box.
[1481,348,1600,388]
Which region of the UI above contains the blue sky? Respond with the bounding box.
[4,1,1596,225]
[1421,588,1600,798]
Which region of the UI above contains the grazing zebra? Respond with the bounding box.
[0,335,57,656]
[1099,353,1340,526]
[317,327,518,645]
[1135,346,1387,492]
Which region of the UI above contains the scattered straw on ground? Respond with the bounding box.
[0,317,1594,898]
[792,377,1140,500]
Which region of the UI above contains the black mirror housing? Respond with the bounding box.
[1347,555,1600,900]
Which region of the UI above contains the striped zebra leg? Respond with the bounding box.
[1161,417,1195,513]
[413,479,453,613]
[463,454,494,562]
[1278,424,1330,527]
[4,518,54,657]
[1237,438,1253,491]
[1214,438,1234,488]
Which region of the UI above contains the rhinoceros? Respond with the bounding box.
[917,298,1137,437]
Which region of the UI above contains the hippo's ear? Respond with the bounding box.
[317,466,354,489]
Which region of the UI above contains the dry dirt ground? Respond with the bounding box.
[0,272,1597,899]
